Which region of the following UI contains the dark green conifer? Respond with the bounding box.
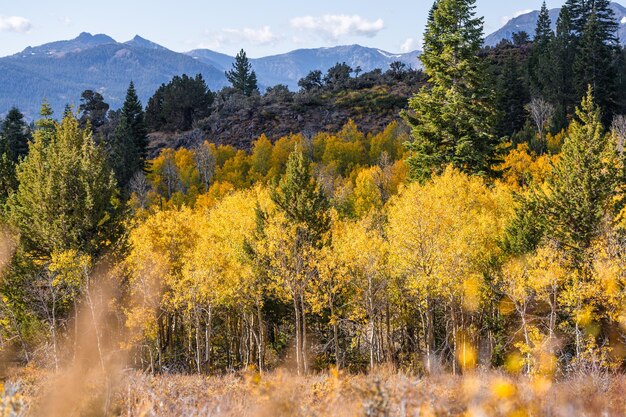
[405,0,499,181]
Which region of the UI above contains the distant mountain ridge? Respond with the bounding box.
[485,1,626,46]
[188,45,421,89]
[0,33,421,118]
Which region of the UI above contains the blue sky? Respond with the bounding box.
[0,1,565,57]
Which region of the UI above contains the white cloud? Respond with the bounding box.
[290,14,384,41]
[201,26,280,49]
[500,9,533,26]
[400,38,416,53]
[0,15,32,33]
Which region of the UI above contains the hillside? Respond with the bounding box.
[148,67,426,155]
[0,33,421,118]
[485,1,626,46]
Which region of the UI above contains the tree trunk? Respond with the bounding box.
[301,293,308,374]
[331,303,340,369]
[257,300,264,372]
[205,306,212,370]
[293,297,302,375]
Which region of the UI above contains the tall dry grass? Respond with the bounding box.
[3,366,626,416]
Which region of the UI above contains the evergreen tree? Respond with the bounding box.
[226,49,258,96]
[512,31,531,46]
[487,42,530,137]
[0,152,17,203]
[323,63,353,90]
[528,2,554,98]
[78,89,110,130]
[297,70,323,92]
[271,148,331,247]
[496,55,530,137]
[36,101,56,136]
[0,107,30,202]
[541,86,620,269]
[110,82,148,191]
[574,9,619,121]
[567,0,618,39]
[550,6,577,130]
[405,0,499,181]
[564,0,587,36]
[0,107,30,162]
[145,74,213,131]
[8,112,118,258]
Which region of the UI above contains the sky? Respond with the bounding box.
[0,1,567,58]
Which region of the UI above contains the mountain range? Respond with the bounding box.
[0,33,421,118]
[485,1,626,46]
[5,1,626,119]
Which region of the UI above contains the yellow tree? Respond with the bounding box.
[125,206,201,371]
[353,167,383,218]
[333,216,388,370]
[256,148,331,374]
[182,187,270,371]
[248,134,274,182]
[387,167,512,373]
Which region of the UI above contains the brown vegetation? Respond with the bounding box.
[2,366,626,416]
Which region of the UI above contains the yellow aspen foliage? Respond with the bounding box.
[353,167,384,217]
[310,213,352,319]
[194,181,236,212]
[387,167,511,307]
[183,187,271,311]
[212,143,237,167]
[496,143,555,191]
[268,134,302,181]
[125,207,201,342]
[545,130,565,154]
[249,134,274,182]
[48,249,92,309]
[368,121,407,164]
[215,149,250,188]
[256,210,318,303]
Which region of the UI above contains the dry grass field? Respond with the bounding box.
[1,366,625,416]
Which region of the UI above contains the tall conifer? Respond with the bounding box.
[405,0,498,181]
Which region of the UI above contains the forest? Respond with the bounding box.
[0,0,625,416]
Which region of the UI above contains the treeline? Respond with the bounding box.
[487,0,626,139]
[0,0,624,377]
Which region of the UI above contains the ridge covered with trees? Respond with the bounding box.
[0,0,626,415]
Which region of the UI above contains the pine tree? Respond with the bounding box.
[271,148,331,247]
[535,2,553,42]
[0,107,30,162]
[567,0,618,39]
[405,0,499,181]
[564,0,587,36]
[529,2,555,98]
[550,6,577,130]
[493,52,530,137]
[0,107,30,201]
[145,75,213,132]
[225,49,258,96]
[541,86,620,269]
[574,9,619,121]
[8,112,118,258]
[78,89,110,130]
[36,101,56,136]
[109,82,148,191]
